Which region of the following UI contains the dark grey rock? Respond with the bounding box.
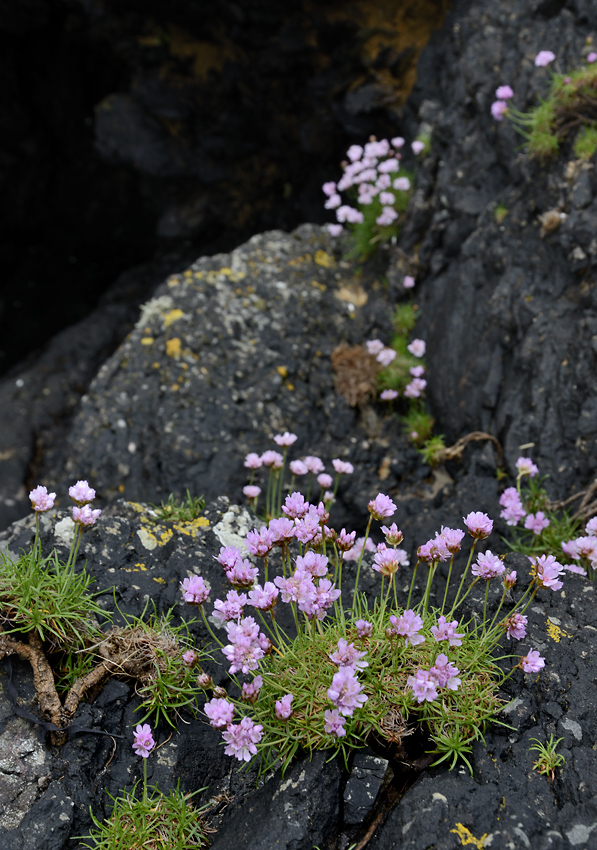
[343,750,388,826]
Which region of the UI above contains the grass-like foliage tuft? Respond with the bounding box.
[81,782,211,849]
[0,548,107,649]
[530,734,565,782]
[149,490,206,523]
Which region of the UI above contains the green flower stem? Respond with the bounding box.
[143,758,148,807]
[199,606,224,648]
[406,560,420,610]
[441,555,456,614]
[482,582,490,627]
[352,514,373,614]
[420,562,437,615]
[449,538,478,615]
[66,524,83,569]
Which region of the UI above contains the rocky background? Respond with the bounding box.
[1,0,597,848]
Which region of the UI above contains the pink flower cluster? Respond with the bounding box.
[531,554,565,591]
[222,616,271,675]
[322,136,413,235]
[417,526,465,563]
[387,609,425,646]
[273,555,340,621]
[29,485,56,512]
[132,723,155,758]
[471,550,505,580]
[499,487,526,526]
[30,479,101,527]
[407,653,461,703]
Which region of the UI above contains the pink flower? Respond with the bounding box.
[204,698,235,728]
[273,432,297,447]
[491,100,508,121]
[524,511,550,535]
[275,693,294,720]
[588,52,597,63]
[586,517,597,537]
[343,536,375,561]
[248,582,279,611]
[324,708,347,737]
[366,339,385,355]
[368,493,396,520]
[216,545,243,572]
[376,207,398,226]
[322,181,337,196]
[378,158,399,173]
[317,473,333,489]
[289,459,308,476]
[212,590,248,622]
[373,547,408,576]
[268,516,295,544]
[182,649,199,666]
[534,50,555,67]
[410,365,425,377]
[407,669,438,702]
[337,528,357,552]
[521,648,545,673]
[431,615,464,647]
[404,378,427,398]
[325,194,342,209]
[29,485,56,512]
[226,559,259,589]
[346,144,363,162]
[332,458,354,475]
[379,191,395,205]
[180,575,210,604]
[439,526,465,553]
[246,526,276,557]
[354,619,373,637]
[244,452,262,469]
[132,724,155,758]
[516,457,538,477]
[243,485,261,499]
[495,85,514,100]
[295,551,329,577]
[69,480,96,504]
[403,275,415,289]
[377,348,397,367]
[241,675,263,703]
[72,505,101,527]
[407,339,426,358]
[381,523,403,546]
[304,456,325,474]
[327,224,343,237]
[388,609,425,646]
[260,450,283,469]
[499,487,526,526]
[504,570,517,588]
[471,550,505,580]
[391,136,405,148]
[327,667,368,716]
[336,205,364,224]
[411,140,425,155]
[429,654,461,690]
[532,554,564,591]
[393,176,410,191]
[505,613,527,640]
[463,511,493,539]
[329,639,368,671]
[222,717,263,761]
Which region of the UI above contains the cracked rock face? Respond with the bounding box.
[0,719,48,830]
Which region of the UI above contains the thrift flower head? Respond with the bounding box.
[317,473,333,489]
[329,639,368,671]
[463,511,493,539]
[499,487,526,526]
[524,511,550,535]
[260,450,283,469]
[244,452,262,469]
[368,493,396,520]
[407,339,426,357]
[29,485,56,512]
[132,724,155,758]
[407,669,437,702]
[404,378,427,399]
[532,554,564,591]
[471,550,505,580]
[343,535,375,561]
[243,485,261,499]
[366,339,384,355]
[388,610,425,646]
[275,694,294,720]
[347,144,363,162]
[213,590,247,622]
[381,523,403,546]
[72,505,101,527]
[429,654,461,690]
[505,613,527,640]
[69,480,95,504]
[327,224,343,237]
[504,570,517,589]
[380,389,398,402]
[586,517,597,537]
[332,458,354,475]
[204,697,235,728]
[304,456,325,474]
[273,431,297,447]
[182,649,199,666]
[337,528,357,552]
[322,181,337,196]
[496,85,514,99]
[373,547,408,576]
[354,619,373,637]
[439,526,465,553]
[411,140,425,155]
[535,50,555,67]
[324,709,346,737]
[222,717,263,761]
[241,676,263,704]
[410,365,425,378]
[289,459,308,476]
[377,348,397,367]
[393,176,411,191]
[248,581,279,611]
[521,648,545,673]
[588,51,597,63]
[491,100,508,121]
[403,275,415,289]
[327,667,368,716]
[391,136,405,148]
[516,457,538,477]
[181,575,210,604]
[431,615,464,647]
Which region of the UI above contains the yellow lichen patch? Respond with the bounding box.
[141,337,154,346]
[153,576,167,584]
[450,823,489,848]
[152,362,161,369]
[314,249,335,268]
[546,619,569,642]
[159,528,173,546]
[118,484,125,493]
[173,517,210,537]
[277,365,288,378]
[167,276,180,288]
[166,338,182,358]
[183,270,193,278]
[192,267,246,284]
[120,563,148,573]
[135,563,147,570]
[288,253,312,266]
[163,308,185,328]
[285,382,295,391]
[311,279,327,292]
